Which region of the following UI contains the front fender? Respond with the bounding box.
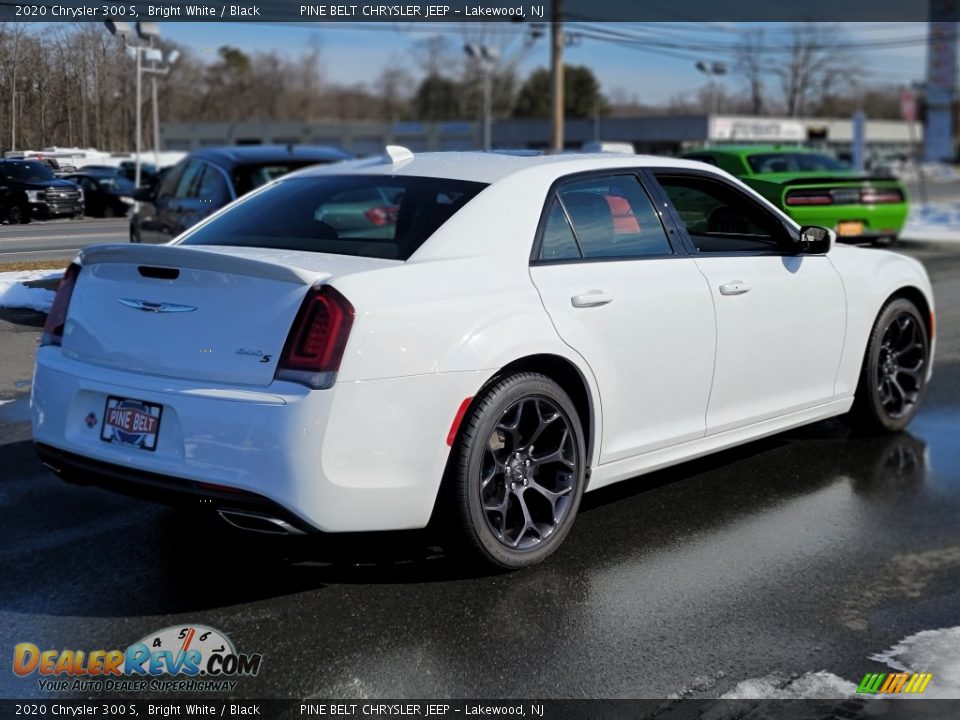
[828,246,935,397]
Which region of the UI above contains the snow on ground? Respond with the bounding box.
[901,202,960,243]
[0,269,62,313]
[721,671,857,700]
[871,626,960,699]
[720,626,960,699]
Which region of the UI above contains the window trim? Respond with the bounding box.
[529,169,686,266]
[644,167,802,258]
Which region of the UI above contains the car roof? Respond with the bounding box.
[290,150,714,185]
[187,144,353,169]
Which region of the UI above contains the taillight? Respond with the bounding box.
[275,285,354,389]
[785,191,833,206]
[363,205,399,226]
[40,263,81,347]
[860,189,903,204]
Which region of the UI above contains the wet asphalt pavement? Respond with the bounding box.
[1,245,959,700]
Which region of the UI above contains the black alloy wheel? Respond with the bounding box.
[447,372,586,569]
[851,298,930,432]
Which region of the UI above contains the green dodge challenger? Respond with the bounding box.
[681,145,908,244]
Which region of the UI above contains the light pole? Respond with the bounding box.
[696,60,727,145]
[105,21,178,186]
[464,43,500,152]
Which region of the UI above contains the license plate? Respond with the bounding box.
[831,189,860,204]
[100,397,163,451]
[837,221,864,236]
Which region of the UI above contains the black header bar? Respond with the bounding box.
[0,0,947,23]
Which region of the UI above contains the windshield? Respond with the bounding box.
[232,161,341,196]
[0,161,56,181]
[180,175,487,261]
[747,152,849,174]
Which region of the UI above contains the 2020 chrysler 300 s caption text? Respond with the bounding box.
[32,148,935,569]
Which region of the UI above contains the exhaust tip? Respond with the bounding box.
[217,509,305,536]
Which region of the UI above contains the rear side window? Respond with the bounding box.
[542,175,672,260]
[180,175,487,261]
[540,198,581,261]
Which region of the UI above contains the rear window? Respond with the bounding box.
[747,152,848,173]
[180,175,487,261]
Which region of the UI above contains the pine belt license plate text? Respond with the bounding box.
[837,221,864,236]
[100,396,163,451]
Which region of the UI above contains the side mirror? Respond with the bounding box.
[797,225,833,255]
[133,185,155,203]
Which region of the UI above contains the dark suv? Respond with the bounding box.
[129,145,352,243]
[0,160,84,224]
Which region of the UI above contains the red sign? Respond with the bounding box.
[106,406,158,435]
[900,90,917,122]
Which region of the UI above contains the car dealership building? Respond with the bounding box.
[161,114,925,163]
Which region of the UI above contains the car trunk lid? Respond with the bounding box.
[63,244,398,386]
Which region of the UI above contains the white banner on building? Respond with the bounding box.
[710,116,806,142]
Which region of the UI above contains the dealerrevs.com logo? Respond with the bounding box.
[13,625,262,693]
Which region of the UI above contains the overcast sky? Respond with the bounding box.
[162,22,934,106]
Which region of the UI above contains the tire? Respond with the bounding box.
[849,298,930,433]
[7,204,28,225]
[445,372,586,569]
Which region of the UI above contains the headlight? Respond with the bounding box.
[77,189,85,202]
[25,190,45,203]
[120,196,134,204]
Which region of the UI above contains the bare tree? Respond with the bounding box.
[735,27,766,115]
[777,23,854,117]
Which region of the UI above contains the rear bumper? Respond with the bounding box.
[31,347,486,532]
[783,204,908,240]
[35,442,315,533]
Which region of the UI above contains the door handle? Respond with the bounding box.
[571,291,614,308]
[719,282,750,296]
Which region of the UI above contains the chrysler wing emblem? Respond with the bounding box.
[118,298,197,313]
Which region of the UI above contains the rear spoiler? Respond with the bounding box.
[779,175,900,186]
[79,244,325,286]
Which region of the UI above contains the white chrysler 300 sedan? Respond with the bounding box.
[32,149,935,568]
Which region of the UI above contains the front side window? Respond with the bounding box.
[180,175,487,261]
[155,162,185,200]
[655,174,789,253]
[540,174,672,261]
[174,160,205,199]
[195,165,231,206]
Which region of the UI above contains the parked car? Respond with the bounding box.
[64,172,136,218]
[681,146,909,245]
[33,150,934,568]
[0,159,84,224]
[129,145,353,243]
[118,161,159,186]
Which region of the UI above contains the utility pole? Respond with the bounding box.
[465,43,500,152]
[150,37,161,166]
[550,0,564,152]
